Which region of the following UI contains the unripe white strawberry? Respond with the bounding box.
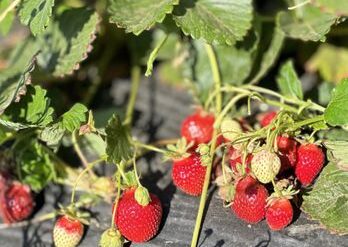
[220,118,242,141]
[251,149,281,184]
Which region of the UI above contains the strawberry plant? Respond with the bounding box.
[0,0,348,246]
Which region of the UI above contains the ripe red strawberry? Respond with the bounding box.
[231,176,268,224]
[266,198,293,230]
[181,110,215,145]
[295,144,325,186]
[228,147,253,174]
[277,136,297,171]
[53,215,84,247]
[259,111,277,127]
[0,181,34,223]
[172,153,206,196]
[115,189,162,243]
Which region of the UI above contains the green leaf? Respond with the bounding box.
[16,141,55,192]
[173,0,253,45]
[302,163,348,235]
[0,55,36,115]
[311,0,348,16]
[25,86,54,125]
[249,17,285,84]
[39,123,65,148]
[108,0,179,35]
[18,0,55,36]
[279,2,337,42]
[319,128,348,141]
[277,60,303,100]
[105,114,132,164]
[306,44,348,83]
[324,140,348,171]
[0,0,15,35]
[324,78,348,126]
[0,118,36,130]
[186,28,259,104]
[60,103,88,132]
[37,8,99,76]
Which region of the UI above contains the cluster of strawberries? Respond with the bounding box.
[170,110,326,231]
[0,173,34,224]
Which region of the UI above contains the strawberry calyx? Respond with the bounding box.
[134,186,151,206]
[58,204,90,226]
[164,137,194,161]
[267,182,299,207]
[196,143,212,167]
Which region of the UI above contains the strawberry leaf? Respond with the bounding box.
[105,114,132,164]
[302,162,348,235]
[310,0,348,16]
[37,8,99,77]
[15,140,55,192]
[108,0,179,35]
[324,140,348,171]
[324,78,348,126]
[0,55,36,115]
[277,60,303,100]
[306,44,348,84]
[173,0,253,45]
[60,103,88,132]
[279,2,338,42]
[18,0,55,36]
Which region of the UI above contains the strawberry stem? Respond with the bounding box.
[72,130,96,178]
[111,170,121,228]
[190,44,222,247]
[124,65,141,126]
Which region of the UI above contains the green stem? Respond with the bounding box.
[287,115,325,131]
[111,170,121,228]
[72,130,95,177]
[70,162,98,204]
[145,34,169,77]
[124,65,141,126]
[0,0,20,23]
[132,149,141,186]
[190,44,222,247]
[133,141,166,154]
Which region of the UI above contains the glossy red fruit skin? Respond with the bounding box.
[277,136,298,171]
[295,144,325,186]
[266,198,293,231]
[260,111,277,127]
[0,182,34,223]
[172,153,206,196]
[115,189,162,243]
[181,111,215,145]
[231,176,269,224]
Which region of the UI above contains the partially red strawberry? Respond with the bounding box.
[181,110,215,145]
[172,153,206,196]
[231,176,268,224]
[277,136,298,171]
[295,144,325,186]
[0,181,34,223]
[266,198,293,231]
[115,189,162,243]
[259,111,277,127]
[53,215,84,247]
[228,147,253,174]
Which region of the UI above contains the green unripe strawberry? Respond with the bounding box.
[99,228,124,247]
[251,149,281,184]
